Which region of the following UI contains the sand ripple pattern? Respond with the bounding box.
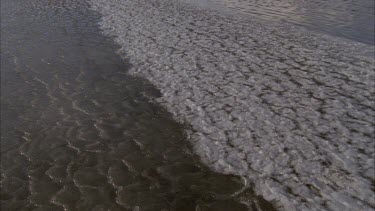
[90,0,375,210]
[1,0,274,210]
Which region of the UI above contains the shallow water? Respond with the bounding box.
[89,0,375,210]
[202,0,375,45]
[0,0,275,210]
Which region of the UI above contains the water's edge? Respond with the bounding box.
[1,0,275,210]
[90,0,375,210]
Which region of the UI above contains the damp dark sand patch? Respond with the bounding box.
[0,0,275,210]
[90,0,375,210]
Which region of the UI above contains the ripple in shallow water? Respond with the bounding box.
[0,0,275,210]
[194,0,375,45]
[89,0,374,210]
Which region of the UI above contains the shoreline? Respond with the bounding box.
[1,0,276,209]
[90,0,375,210]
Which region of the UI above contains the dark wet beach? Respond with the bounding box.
[0,0,275,210]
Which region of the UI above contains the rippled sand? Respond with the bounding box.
[90,0,375,210]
